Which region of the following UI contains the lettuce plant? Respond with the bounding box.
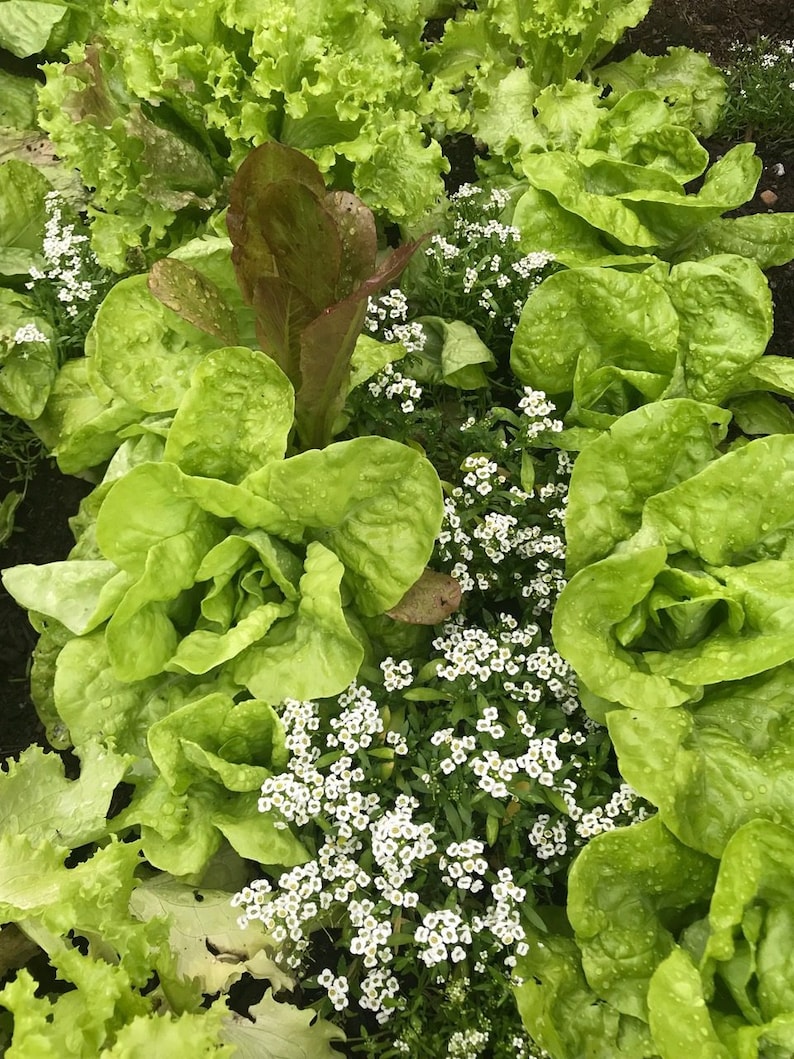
[512,397,794,1058]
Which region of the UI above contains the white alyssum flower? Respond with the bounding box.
[13,324,49,345]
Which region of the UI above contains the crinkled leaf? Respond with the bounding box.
[164,347,295,483]
[677,213,794,269]
[568,815,718,1019]
[220,988,345,1059]
[564,400,729,575]
[247,436,443,615]
[168,602,294,676]
[147,693,287,795]
[147,259,239,345]
[0,742,129,850]
[88,275,221,413]
[595,47,727,136]
[510,266,679,426]
[129,877,292,997]
[232,541,364,703]
[665,255,773,403]
[608,664,794,858]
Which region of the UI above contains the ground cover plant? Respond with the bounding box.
[2,0,794,1056]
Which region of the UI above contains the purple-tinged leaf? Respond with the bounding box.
[251,275,318,388]
[386,569,462,624]
[295,238,425,449]
[227,143,325,303]
[148,259,239,344]
[257,180,342,308]
[323,190,378,297]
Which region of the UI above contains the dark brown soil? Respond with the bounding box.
[1,0,794,759]
[0,462,90,757]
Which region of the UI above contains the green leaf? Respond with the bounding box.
[595,47,727,136]
[0,742,129,850]
[510,266,679,427]
[568,816,718,1019]
[608,664,794,858]
[232,541,364,703]
[0,289,56,418]
[0,69,38,129]
[564,399,729,575]
[87,275,220,414]
[0,489,21,546]
[413,317,495,389]
[0,1,67,58]
[247,436,443,615]
[677,212,794,269]
[514,924,655,1059]
[552,546,696,711]
[220,988,345,1058]
[664,255,773,403]
[164,347,295,484]
[2,559,130,636]
[728,392,794,437]
[647,948,730,1059]
[129,877,293,997]
[641,433,794,567]
[147,693,287,795]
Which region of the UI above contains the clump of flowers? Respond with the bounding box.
[718,37,794,148]
[415,184,560,348]
[233,385,649,1056]
[25,190,116,364]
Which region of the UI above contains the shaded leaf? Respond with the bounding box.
[386,568,462,624]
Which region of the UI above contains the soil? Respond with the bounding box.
[1,0,793,749]
[0,460,90,757]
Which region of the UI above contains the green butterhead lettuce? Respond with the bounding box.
[608,663,794,859]
[564,400,730,575]
[555,432,794,714]
[511,252,772,429]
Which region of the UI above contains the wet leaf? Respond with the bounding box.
[148,258,239,344]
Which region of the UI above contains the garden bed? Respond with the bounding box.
[2,1,794,1056]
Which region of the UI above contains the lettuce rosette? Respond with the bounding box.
[2,345,443,873]
[515,816,794,1059]
[553,400,794,715]
[515,399,794,1057]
